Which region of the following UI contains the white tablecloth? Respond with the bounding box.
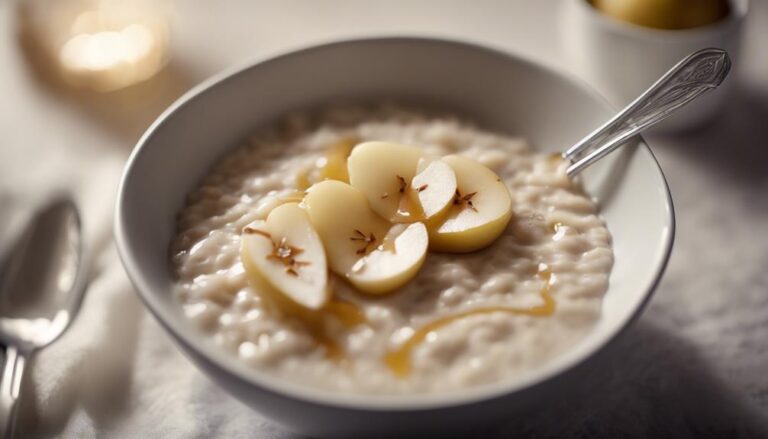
[2,1,767,437]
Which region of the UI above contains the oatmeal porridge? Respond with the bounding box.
[171,103,614,394]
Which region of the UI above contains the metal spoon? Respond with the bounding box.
[564,48,731,176]
[0,198,87,438]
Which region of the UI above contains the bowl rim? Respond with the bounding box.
[115,36,675,411]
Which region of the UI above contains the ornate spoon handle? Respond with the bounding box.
[564,48,731,177]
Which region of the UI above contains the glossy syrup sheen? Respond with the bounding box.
[383,267,555,377]
[318,138,358,183]
[295,138,358,189]
[393,186,426,223]
[314,298,367,362]
[325,299,366,328]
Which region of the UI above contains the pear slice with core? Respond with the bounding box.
[304,180,428,294]
[429,154,513,253]
[347,141,457,224]
[240,203,328,317]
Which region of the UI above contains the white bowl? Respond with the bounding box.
[561,0,747,132]
[115,37,674,437]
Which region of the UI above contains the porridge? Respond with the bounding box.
[171,103,613,394]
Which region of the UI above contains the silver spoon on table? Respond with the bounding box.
[0,198,88,438]
[564,48,731,176]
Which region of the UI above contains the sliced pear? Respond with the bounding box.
[429,155,513,253]
[412,158,458,227]
[349,222,429,294]
[347,141,423,220]
[253,190,305,219]
[240,203,328,318]
[303,180,428,294]
[304,180,390,272]
[347,141,457,224]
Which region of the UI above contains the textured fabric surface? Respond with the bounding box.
[1,1,766,438]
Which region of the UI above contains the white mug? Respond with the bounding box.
[560,0,747,132]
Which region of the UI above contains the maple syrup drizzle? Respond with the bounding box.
[316,334,345,362]
[383,267,556,378]
[315,299,366,363]
[318,138,358,183]
[547,152,564,164]
[325,299,367,329]
[295,171,311,191]
[273,141,559,371]
[393,183,426,222]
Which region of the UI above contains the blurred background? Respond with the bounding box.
[0,0,766,437]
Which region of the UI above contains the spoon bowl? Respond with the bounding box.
[0,197,87,437]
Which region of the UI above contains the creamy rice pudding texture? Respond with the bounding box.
[171,104,614,394]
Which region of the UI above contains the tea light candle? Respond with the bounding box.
[21,0,170,92]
